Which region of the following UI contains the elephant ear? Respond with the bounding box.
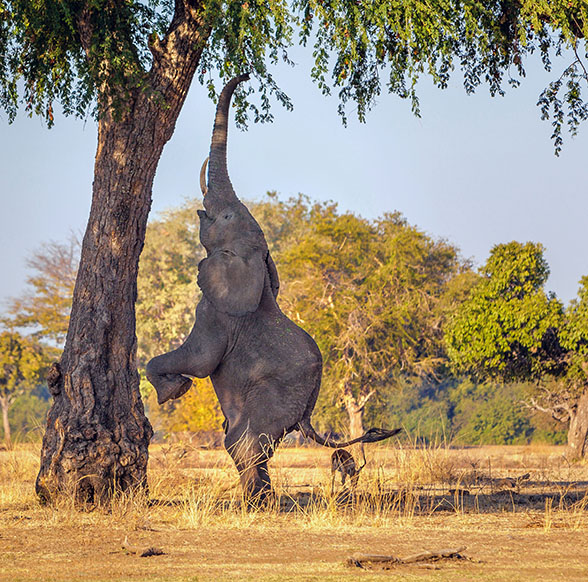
[266,251,280,299]
[198,250,265,316]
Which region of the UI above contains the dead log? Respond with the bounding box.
[347,546,468,569]
[402,547,467,564]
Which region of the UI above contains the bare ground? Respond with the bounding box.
[3,515,588,581]
[1,443,587,582]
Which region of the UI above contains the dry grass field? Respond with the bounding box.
[2,440,588,581]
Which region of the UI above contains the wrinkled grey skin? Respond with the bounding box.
[146,74,400,501]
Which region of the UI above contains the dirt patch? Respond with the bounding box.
[1,515,588,582]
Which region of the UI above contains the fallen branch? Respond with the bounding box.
[347,546,468,569]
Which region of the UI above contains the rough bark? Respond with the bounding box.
[36,4,210,503]
[1,396,11,446]
[567,389,588,460]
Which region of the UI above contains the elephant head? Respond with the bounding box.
[196,73,279,315]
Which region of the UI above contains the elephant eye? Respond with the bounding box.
[223,212,233,220]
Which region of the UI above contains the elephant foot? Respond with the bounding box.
[244,486,274,511]
[238,463,273,510]
[155,374,193,404]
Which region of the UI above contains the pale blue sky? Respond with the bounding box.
[0,49,587,311]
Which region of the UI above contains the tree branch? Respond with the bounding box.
[143,0,211,133]
[573,39,588,79]
[342,386,374,412]
[76,6,94,59]
[522,398,571,423]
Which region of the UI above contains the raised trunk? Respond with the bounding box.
[1,396,11,446]
[203,73,249,216]
[36,11,209,502]
[567,389,588,459]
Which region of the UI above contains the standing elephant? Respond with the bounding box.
[146,73,400,501]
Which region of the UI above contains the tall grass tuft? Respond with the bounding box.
[1,440,587,534]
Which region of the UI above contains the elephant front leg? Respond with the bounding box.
[146,301,227,404]
[146,329,226,404]
[146,353,194,404]
[225,426,273,506]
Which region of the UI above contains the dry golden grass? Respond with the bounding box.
[1,440,588,581]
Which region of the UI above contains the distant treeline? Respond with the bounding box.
[2,193,586,451]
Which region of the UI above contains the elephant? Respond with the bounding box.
[146,73,400,502]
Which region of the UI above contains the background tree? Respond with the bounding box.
[5,195,572,447]
[443,241,588,454]
[146,377,223,437]
[1,0,585,501]
[136,201,204,365]
[445,242,564,380]
[0,331,48,446]
[532,276,588,458]
[3,234,80,345]
[383,376,566,446]
[276,205,464,437]
[448,380,533,445]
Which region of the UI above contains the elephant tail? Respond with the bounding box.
[296,420,402,449]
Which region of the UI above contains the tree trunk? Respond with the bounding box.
[0,396,11,446]
[342,387,374,439]
[343,392,370,465]
[346,402,365,439]
[36,115,159,503]
[567,389,588,459]
[36,12,209,503]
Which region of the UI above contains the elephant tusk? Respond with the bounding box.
[200,157,209,196]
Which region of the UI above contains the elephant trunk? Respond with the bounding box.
[204,73,250,216]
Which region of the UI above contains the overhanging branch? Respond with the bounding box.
[147,0,210,107]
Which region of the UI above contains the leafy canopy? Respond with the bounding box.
[0,0,585,149]
[445,241,564,382]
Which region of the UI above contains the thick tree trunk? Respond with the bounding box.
[36,9,209,502]
[567,389,588,459]
[1,396,11,446]
[36,116,160,502]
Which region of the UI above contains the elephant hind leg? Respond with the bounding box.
[225,426,274,506]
